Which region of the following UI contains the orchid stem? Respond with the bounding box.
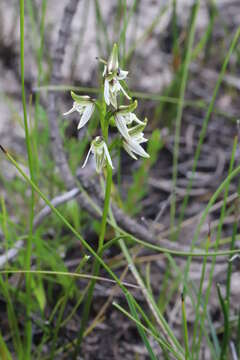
[75,160,112,356]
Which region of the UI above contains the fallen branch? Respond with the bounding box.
[0,187,80,268]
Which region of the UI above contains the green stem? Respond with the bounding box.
[98,166,113,252]
[19,1,35,357]
[73,164,112,356]
[181,294,190,359]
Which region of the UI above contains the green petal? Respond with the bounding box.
[118,100,138,114]
[108,43,119,72]
[70,91,92,105]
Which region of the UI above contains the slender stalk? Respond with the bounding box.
[33,0,47,180]
[237,311,240,357]
[216,283,229,359]
[73,164,112,356]
[0,331,12,360]
[192,226,211,353]
[181,294,190,359]
[170,0,199,233]
[98,166,113,253]
[126,293,158,360]
[19,1,35,357]
[112,232,240,258]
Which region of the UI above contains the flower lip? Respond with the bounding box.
[123,137,150,159]
[77,103,95,129]
[115,113,130,140]
[82,137,114,173]
[63,92,95,130]
[113,102,146,141]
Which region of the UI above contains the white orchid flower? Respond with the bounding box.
[123,121,150,160]
[103,43,130,108]
[114,100,145,140]
[63,91,95,130]
[82,136,114,173]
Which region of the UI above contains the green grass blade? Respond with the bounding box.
[216,284,229,359]
[126,293,158,360]
[112,301,183,360]
[181,293,190,359]
[170,0,200,233]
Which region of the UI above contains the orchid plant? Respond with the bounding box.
[63,43,150,344]
[64,43,150,173]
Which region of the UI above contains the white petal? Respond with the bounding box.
[115,114,130,140]
[104,79,110,105]
[123,141,138,160]
[130,113,145,125]
[132,132,148,143]
[103,143,114,169]
[140,137,148,143]
[127,138,150,158]
[78,103,94,129]
[63,105,76,116]
[82,145,93,168]
[117,69,128,80]
[118,83,131,100]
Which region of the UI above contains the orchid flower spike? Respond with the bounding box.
[103,43,130,108]
[63,91,95,130]
[114,100,145,141]
[82,136,114,173]
[123,120,150,159]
